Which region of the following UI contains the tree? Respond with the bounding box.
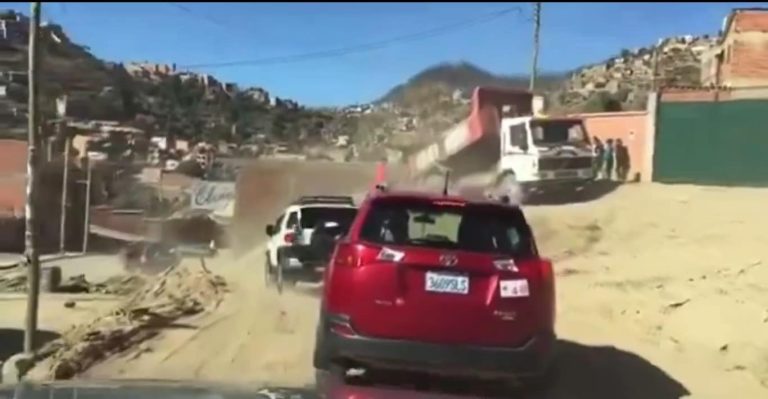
[582,92,623,113]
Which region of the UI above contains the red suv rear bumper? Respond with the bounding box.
[317,313,556,379]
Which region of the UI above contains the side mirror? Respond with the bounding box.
[265,224,275,236]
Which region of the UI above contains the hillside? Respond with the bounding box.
[0,17,122,136]
[0,10,341,149]
[373,34,716,119]
[348,34,717,157]
[379,61,565,103]
[0,8,720,162]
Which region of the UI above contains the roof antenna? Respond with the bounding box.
[442,170,450,196]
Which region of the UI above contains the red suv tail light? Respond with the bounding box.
[330,243,386,268]
[493,258,519,272]
[283,232,295,244]
[538,258,556,327]
[331,243,359,268]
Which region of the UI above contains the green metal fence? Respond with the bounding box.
[653,99,768,186]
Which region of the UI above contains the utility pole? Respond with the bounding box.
[81,158,92,254]
[24,1,42,355]
[529,2,541,92]
[59,128,69,254]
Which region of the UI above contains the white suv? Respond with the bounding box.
[264,196,358,283]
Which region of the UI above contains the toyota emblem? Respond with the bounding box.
[439,254,458,267]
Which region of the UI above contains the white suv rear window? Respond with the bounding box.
[300,207,357,229]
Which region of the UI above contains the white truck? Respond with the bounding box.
[408,87,596,200]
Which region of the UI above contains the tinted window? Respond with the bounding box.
[301,207,357,229]
[359,199,534,257]
[286,212,299,230]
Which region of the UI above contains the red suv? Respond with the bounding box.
[313,187,556,390]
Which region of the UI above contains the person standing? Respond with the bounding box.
[615,139,630,181]
[603,139,614,180]
[592,137,604,179]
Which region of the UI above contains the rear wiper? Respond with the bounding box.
[408,238,456,248]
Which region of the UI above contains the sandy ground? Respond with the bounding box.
[0,294,121,333]
[0,253,128,362]
[17,160,767,398]
[532,184,768,399]
[0,293,121,363]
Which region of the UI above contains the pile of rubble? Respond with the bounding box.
[33,262,227,379]
[0,269,147,295]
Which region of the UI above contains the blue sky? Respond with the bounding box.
[3,2,764,106]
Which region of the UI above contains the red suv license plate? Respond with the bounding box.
[425,271,469,295]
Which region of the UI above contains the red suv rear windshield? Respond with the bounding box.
[359,198,535,257]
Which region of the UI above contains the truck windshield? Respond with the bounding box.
[359,199,534,257]
[530,120,587,145]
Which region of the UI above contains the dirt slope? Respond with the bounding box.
[543,184,768,399]
[76,175,768,398]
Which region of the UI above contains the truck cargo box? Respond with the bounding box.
[408,86,533,179]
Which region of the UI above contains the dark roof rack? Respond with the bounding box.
[294,195,355,206]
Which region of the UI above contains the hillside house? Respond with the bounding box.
[125,62,176,81]
[0,10,29,44]
[701,8,768,88]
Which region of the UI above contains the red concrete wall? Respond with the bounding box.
[570,111,649,182]
[661,88,732,102]
[0,139,28,174]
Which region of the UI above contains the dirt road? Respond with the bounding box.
[83,160,391,387]
[77,164,767,398]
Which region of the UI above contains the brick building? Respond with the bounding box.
[702,8,768,88]
[0,139,87,253]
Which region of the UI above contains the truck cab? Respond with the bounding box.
[407,86,597,202]
[498,116,595,193]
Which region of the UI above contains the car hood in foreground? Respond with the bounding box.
[0,380,317,399]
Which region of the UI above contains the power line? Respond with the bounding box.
[167,2,232,30]
[177,6,523,69]
[166,2,312,51]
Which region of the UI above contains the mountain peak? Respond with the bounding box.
[378,62,564,104]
